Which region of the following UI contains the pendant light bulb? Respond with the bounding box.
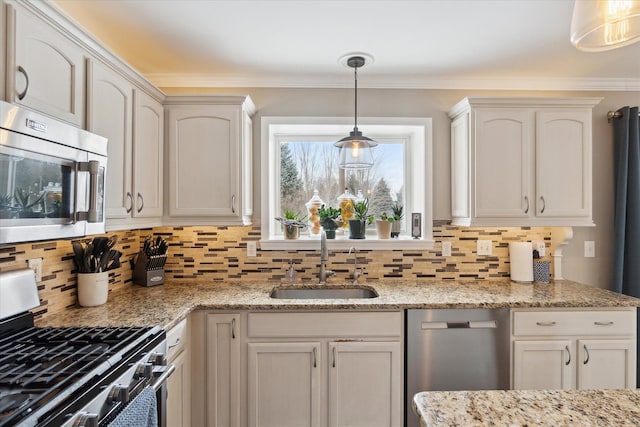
[571,0,640,51]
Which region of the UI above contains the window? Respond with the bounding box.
[261,117,433,250]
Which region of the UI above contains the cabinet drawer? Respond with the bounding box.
[247,311,402,338]
[513,310,635,337]
[166,318,188,361]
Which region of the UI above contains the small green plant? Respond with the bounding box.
[275,208,307,229]
[391,201,404,221]
[14,188,45,211]
[379,212,394,222]
[353,199,374,225]
[318,205,341,230]
[0,194,12,209]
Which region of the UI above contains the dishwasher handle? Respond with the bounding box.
[421,320,498,330]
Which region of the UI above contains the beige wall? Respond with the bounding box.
[164,86,640,289]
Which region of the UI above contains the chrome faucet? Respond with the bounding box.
[319,231,335,284]
[349,247,362,284]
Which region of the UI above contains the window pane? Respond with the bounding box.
[279,140,404,232]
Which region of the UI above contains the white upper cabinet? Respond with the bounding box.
[6,1,86,126]
[165,96,255,225]
[88,59,164,230]
[448,97,601,226]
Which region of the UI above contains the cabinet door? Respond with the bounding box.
[207,314,241,427]
[166,349,190,427]
[535,111,591,218]
[167,105,240,218]
[247,342,321,427]
[9,3,85,126]
[87,60,133,219]
[577,339,636,390]
[513,340,573,390]
[474,109,532,218]
[133,90,163,217]
[328,341,402,427]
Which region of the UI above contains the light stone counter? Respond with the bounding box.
[412,389,640,426]
[35,280,640,330]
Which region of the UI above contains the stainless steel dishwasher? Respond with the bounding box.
[406,308,510,427]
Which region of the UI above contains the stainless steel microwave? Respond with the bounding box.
[0,101,107,244]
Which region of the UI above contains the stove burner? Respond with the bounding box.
[0,393,29,416]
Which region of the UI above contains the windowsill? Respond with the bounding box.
[259,235,435,251]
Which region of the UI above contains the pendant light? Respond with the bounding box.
[334,55,377,170]
[570,0,640,51]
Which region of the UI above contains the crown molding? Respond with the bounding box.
[148,72,640,92]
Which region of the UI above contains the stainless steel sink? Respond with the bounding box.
[270,285,378,299]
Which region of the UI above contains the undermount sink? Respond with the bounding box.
[270,285,379,299]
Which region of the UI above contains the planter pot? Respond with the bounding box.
[375,220,392,239]
[284,225,299,240]
[391,221,401,238]
[348,219,366,239]
[324,229,336,239]
[77,271,109,307]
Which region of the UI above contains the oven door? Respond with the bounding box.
[0,130,106,244]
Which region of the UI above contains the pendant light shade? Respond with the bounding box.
[335,55,377,170]
[571,0,640,51]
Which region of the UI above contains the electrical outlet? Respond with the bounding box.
[28,258,43,282]
[442,242,452,257]
[532,241,546,257]
[247,241,257,257]
[477,240,492,256]
[584,241,595,258]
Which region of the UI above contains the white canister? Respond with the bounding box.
[509,242,534,283]
[77,271,109,307]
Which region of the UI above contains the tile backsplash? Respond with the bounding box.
[0,225,554,321]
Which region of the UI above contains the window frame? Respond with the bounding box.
[260,116,434,250]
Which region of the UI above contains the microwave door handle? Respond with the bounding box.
[75,160,101,223]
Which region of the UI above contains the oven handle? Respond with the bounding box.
[152,364,175,391]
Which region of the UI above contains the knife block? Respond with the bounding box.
[133,252,167,287]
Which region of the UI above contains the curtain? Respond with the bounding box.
[612,106,640,387]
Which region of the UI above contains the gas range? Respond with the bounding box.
[0,269,172,427]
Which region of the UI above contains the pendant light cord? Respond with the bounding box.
[353,64,358,131]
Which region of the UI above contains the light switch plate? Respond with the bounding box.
[442,242,452,257]
[584,241,595,258]
[532,241,546,257]
[247,241,257,257]
[28,258,43,282]
[477,240,492,256]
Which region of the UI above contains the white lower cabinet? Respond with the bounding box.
[166,318,191,427]
[245,311,403,427]
[511,308,636,390]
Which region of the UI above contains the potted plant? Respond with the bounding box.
[375,212,393,239]
[318,205,342,239]
[276,209,307,240]
[14,188,45,218]
[348,199,374,239]
[71,236,121,307]
[390,201,404,238]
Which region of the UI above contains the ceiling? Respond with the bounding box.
[51,0,640,90]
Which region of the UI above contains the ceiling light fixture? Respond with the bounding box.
[334,55,377,170]
[570,0,640,51]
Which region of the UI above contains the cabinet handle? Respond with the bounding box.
[168,337,180,349]
[17,65,29,100]
[126,192,133,214]
[524,196,529,214]
[137,193,144,213]
[312,347,317,368]
[583,344,590,365]
[540,196,546,214]
[535,321,556,327]
[594,321,614,326]
[231,318,236,339]
[332,347,336,368]
[565,345,571,366]
[231,195,236,214]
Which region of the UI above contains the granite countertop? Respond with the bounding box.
[35,280,640,330]
[412,389,640,426]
